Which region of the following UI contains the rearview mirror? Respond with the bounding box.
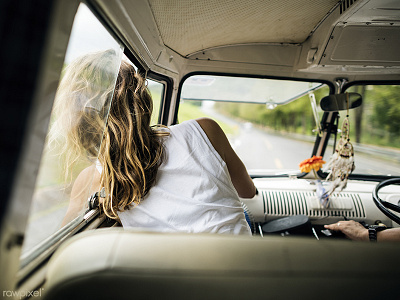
[320,93,362,111]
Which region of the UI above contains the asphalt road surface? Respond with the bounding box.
[229,122,312,173]
[203,105,400,176]
[229,121,400,176]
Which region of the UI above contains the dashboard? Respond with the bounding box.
[243,178,400,232]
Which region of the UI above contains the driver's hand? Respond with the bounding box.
[324,220,369,241]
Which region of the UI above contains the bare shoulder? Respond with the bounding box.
[195,117,225,140]
[195,118,228,161]
[196,117,221,132]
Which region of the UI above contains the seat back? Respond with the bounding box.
[43,228,400,300]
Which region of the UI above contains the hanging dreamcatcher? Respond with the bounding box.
[323,94,355,196]
[299,155,329,208]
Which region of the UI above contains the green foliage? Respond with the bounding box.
[345,85,400,148]
[215,86,329,136]
[370,85,400,135]
[152,81,400,149]
[216,84,400,149]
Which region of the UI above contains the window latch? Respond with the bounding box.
[87,187,106,211]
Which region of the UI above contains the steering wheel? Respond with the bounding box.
[372,178,400,225]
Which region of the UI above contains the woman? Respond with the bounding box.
[54,51,256,234]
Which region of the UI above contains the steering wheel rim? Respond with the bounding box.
[372,178,400,225]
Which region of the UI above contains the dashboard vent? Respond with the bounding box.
[262,190,366,219]
[340,0,357,14]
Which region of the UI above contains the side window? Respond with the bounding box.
[147,79,164,125]
[21,4,123,257]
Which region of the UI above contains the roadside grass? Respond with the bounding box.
[178,101,238,136]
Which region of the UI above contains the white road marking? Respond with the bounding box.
[274,158,283,169]
[264,139,272,150]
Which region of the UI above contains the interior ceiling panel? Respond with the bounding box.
[147,0,339,56]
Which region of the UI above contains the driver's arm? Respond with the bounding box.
[377,227,400,242]
[325,220,400,242]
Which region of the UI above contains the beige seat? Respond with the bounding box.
[43,228,400,300]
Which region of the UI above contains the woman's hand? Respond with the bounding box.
[324,220,369,241]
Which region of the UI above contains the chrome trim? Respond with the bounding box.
[17,208,101,285]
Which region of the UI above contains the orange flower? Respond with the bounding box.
[299,155,326,173]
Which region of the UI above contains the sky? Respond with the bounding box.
[64,4,122,64]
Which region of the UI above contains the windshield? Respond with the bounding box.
[180,75,329,175]
[182,75,323,104]
[180,75,400,177]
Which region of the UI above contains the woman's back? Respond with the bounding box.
[115,119,251,234]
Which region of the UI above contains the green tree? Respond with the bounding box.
[353,85,366,144]
[370,85,400,136]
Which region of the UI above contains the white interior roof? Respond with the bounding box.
[95,0,400,83]
[147,0,339,56]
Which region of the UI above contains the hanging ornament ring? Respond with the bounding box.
[323,93,355,196]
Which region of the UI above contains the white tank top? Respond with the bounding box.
[98,119,251,235]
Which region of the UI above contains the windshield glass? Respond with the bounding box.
[182,75,323,104]
[324,84,400,176]
[180,75,329,175]
[181,76,400,177]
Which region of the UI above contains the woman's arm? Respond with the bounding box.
[61,166,101,226]
[196,118,257,198]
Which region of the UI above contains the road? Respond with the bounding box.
[229,123,313,173]
[203,104,400,176]
[229,122,400,176]
[202,103,313,174]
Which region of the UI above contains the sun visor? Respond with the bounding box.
[320,23,400,66]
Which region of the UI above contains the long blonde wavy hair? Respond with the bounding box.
[51,50,168,219]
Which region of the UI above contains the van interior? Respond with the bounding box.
[1,0,400,299]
